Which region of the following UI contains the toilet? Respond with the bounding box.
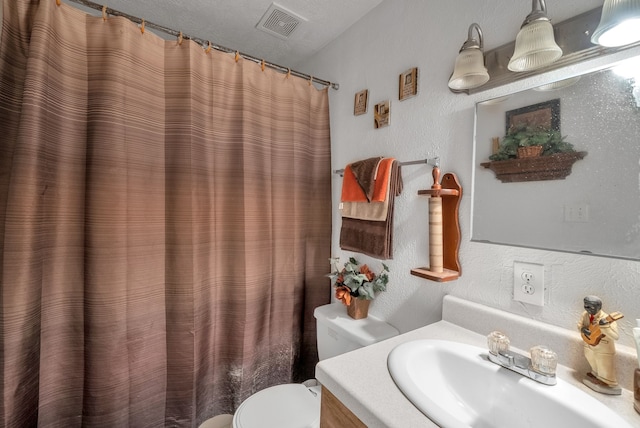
[229,302,399,428]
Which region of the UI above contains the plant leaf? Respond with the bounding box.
[358,282,375,299]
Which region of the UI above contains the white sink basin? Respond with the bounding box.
[387,339,633,428]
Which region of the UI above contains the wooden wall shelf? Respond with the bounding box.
[411,169,462,282]
[411,266,460,282]
[480,151,587,183]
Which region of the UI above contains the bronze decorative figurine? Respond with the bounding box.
[578,295,624,395]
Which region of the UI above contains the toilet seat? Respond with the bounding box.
[232,383,321,428]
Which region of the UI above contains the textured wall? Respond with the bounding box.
[301,0,640,351]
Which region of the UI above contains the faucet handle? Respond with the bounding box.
[530,345,557,375]
[487,331,510,356]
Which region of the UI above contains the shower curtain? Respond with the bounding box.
[0,1,331,426]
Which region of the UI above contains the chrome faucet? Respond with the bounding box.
[486,331,557,386]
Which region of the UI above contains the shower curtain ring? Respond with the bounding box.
[206,41,212,54]
[56,0,61,6]
[102,5,107,21]
[140,19,145,34]
[235,51,240,62]
[178,31,183,45]
[261,59,265,72]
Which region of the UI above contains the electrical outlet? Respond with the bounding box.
[513,261,544,306]
[521,271,534,282]
[564,203,589,222]
[522,283,535,295]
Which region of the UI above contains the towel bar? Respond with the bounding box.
[333,157,439,176]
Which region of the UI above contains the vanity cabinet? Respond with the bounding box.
[320,386,366,428]
[315,296,638,427]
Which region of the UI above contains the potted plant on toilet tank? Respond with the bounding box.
[328,257,388,319]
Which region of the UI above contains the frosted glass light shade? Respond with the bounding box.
[448,49,490,90]
[508,20,563,72]
[591,0,640,47]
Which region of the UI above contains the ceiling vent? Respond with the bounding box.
[256,3,307,40]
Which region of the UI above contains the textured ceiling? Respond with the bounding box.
[84,0,384,68]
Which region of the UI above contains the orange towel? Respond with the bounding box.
[341,158,394,202]
[340,161,393,220]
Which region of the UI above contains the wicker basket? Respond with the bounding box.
[517,145,543,158]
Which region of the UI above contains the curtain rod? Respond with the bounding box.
[62,0,339,90]
[333,157,440,175]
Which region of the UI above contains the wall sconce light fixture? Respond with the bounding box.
[448,23,490,91]
[591,0,640,47]
[508,0,563,72]
[454,6,640,95]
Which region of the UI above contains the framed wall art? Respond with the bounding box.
[354,89,368,116]
[399,67,418,101]
[505,99,560,132]
[374,100,390,129]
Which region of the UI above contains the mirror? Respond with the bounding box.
[472,55,640,260]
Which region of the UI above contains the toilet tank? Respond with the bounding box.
[314,303,399,361]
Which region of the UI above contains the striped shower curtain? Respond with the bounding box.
[0,0,331,426]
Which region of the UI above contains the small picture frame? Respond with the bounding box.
[374,100,390,129]
[354,89,368,116]
[399,67,418,101]
[506,99,560,132]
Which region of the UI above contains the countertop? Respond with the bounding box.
[315,295,640,427]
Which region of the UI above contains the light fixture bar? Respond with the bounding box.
[463,6,640,94]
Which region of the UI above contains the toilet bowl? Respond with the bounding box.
[230,302,399,428]
[232,383,322,428]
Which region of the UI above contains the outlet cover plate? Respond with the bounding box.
[513,261,544,306]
